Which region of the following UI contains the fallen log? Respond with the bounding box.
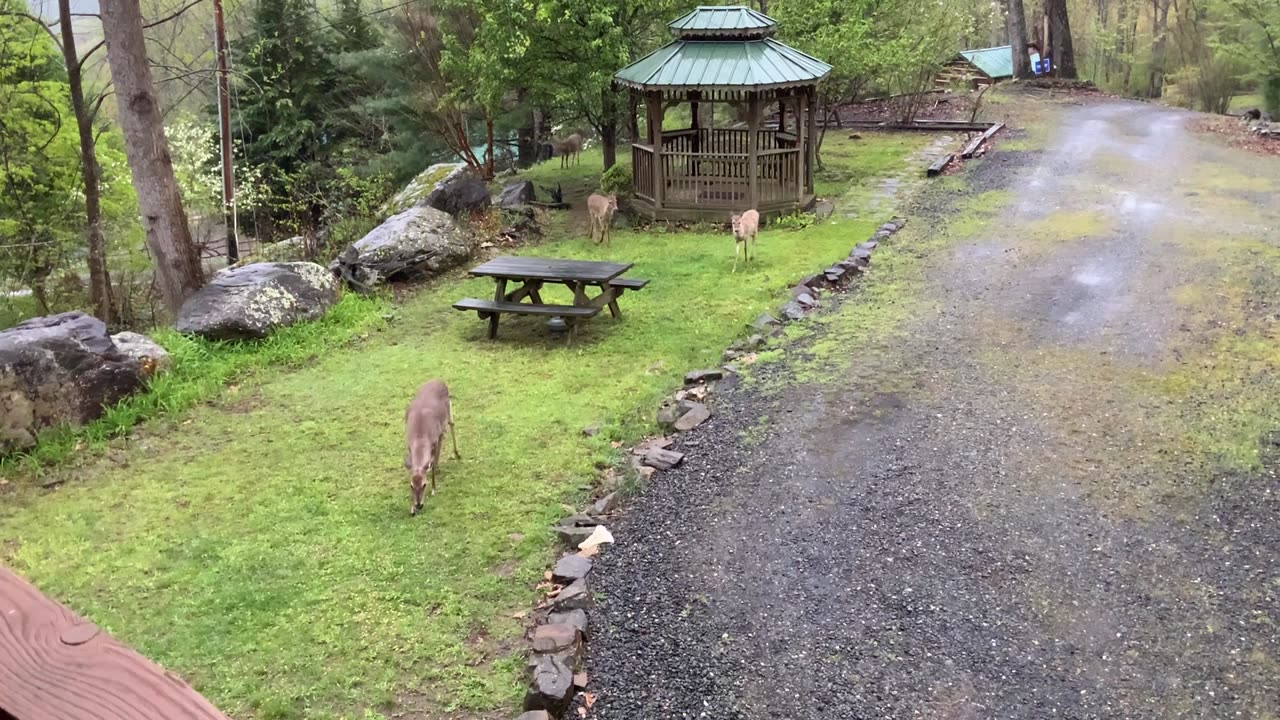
[927,154,955,177]
[961,122,1005,158]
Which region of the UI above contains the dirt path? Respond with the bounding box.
[582,99,1280,719]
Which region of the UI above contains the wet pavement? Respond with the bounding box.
[580,99,1280,719]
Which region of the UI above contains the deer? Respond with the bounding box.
[404,379,460,516]
[553,133,583,168]
[731,209,760,273]
[587,193,618,246]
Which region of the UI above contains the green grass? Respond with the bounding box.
[1229,93,1264,113]
[0,132,927,719]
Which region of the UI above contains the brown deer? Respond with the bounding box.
[553,133,583,168]
[731,209,760,272]
[587,193,618,246]
[404,379,460,515]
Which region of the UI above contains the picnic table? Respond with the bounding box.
[453,256,649,343]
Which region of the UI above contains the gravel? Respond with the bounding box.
[577,100,1280,719]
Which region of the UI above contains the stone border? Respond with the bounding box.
[511,216,908,719]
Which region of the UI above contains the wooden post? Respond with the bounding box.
[747,91,759,210]
[806,88,818,195]
[795,91,805,205]
[648,91,665,210]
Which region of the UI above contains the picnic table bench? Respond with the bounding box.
[453,256,649,343]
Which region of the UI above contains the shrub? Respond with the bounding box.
[600,163,633,196]
[1265,75,1280,116]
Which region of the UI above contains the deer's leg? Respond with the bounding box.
[734,240,741,273]
[449,418,460,460]
[430,444,440,496]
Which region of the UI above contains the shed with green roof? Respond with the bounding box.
[936,45,1015,88]
[614,5,832,220]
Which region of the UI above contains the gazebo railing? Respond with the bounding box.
[633,144,655,201]
[660,128,795,156]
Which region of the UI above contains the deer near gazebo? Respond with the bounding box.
[614,5,832,222]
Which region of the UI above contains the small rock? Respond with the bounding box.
[858,240,878,251]
[547,609,588,636]
[673,402,710,431]
[723,348,742,361]
[852,246,873,260]
[553,554,593,582]
[497,180,536,208]
[110,331,172,374]
[637,465,656,481]
[643,447,685,470]
[796,293,817,308]
[559,513,601,527]
[552,579,590,610]
[685,368,723,385]
[578,525,614,550]
[800,274,826,290]
[517,712,552,720]
[581,422,602,438]
[890,216,907,228]
[632,437,673,455]
[746,334,766,349]
[813,199,835,220]
[873,230,892,242]
[525,655,573,713]
[574,672,589,688]
[532,623,578,653]
[878,222,897,233]
[552,525,595,546]
[591,492,620,515]
[781,301,806,321]
[656,399,682,427]
[751,313,780,331]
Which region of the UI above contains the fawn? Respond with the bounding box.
[404,379,460,515]
[731,209,760,272]
[587,193,618,246]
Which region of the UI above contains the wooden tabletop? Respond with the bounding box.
[0,565,231,720]
[469,256,633,284]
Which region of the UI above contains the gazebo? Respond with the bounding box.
[614,6,832,221]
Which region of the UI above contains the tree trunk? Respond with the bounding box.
[57,0,113,323]
[599,88,618,170]
[1148,0,1171,98]
[1006,0,1032,79]
[758,0,769,14]
[99,0,204,316]
[1046,0,1077,79]
[30,278,51,316]
[485,116,496,178]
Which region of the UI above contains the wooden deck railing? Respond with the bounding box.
[632,144,655,201]
[0,566,231,720]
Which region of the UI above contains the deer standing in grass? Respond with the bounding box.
[553,133,583,168]
[731,209,760,272]
[405,379,460,516]
[588,193,618,246]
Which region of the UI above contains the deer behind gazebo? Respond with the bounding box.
[614,6,832,222]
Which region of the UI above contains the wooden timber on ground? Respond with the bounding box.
[927,154,956,177]
[961,122,1006,158]
[0,565,231,720]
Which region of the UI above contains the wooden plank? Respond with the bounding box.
[0,566,231,720]
[927,154,955,177]
[468,256,633,284]
[452,298,600,318]
[961,122,1005,158]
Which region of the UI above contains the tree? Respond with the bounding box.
[1006,0,1033,78]
[0,0,82,314]
[1045,0,1078,78]
[100,0,204,315]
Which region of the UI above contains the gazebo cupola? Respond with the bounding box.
[614,6,832,221]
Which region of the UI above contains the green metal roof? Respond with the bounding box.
[668,5,776,38]
[615,38,831,90]
[959,45,1014,79]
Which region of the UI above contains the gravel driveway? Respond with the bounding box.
[580,99,1280,719]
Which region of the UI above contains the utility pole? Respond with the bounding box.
[213,0,238,263]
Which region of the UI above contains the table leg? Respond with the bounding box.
[490,278,507,339]
[604,284,622,318]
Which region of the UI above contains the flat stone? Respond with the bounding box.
[781,301,806,322]
[524,654,573,713]
[552,525,595,546]
[751,313,780,331]
[517,712,552,720]
[890,216,907,228]
[685,368,724,385]
[591,492,620,515]
[552,578,590,610]
[637,465,657,481]
[581,422,601,437]
[873,230,892,241]
[558,512,601,527]
[643,447,685,470]
[878,222,897,233]
[800,274,826,289]
[723,348,742,361]
[858,240,878,251]
[673,402,710,431]
[796,292,817,308]
[746,334,766,349]
[852,246,873,260]
[532,623,578,653]
[553,554,593,582]
[656,399,682,427]
[547,609,588,636]
[826,266,847,279]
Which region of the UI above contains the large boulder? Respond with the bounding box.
[496,180,535,208]
[0,312,146,453]
[176,262,340,341]
[330,205,477,290]
[381,163,490,219]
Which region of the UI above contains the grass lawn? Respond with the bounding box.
[1229,93,1264,113]
[0,132,927,720]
